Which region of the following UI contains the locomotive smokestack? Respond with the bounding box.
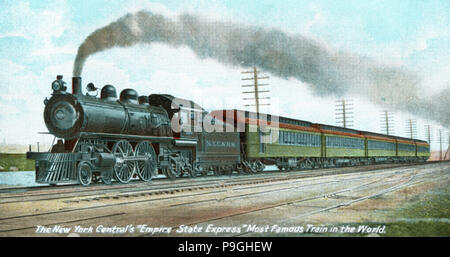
[72,77,82,95]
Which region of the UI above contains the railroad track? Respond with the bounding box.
[0,167,410,222]
[0,161,446,203]
[151,169,416,236]
[0,170,404,234]
[162,166,447,237]
[0,161,447,236]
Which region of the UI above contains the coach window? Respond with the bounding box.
[259,128,266,153]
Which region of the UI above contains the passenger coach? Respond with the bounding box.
[210,109,430,172]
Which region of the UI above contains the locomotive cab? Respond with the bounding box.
[148,94,206,139]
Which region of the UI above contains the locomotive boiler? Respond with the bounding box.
[44,77,172,139]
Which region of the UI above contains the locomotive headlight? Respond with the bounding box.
[52,80,62,91]
[51,77,67,93]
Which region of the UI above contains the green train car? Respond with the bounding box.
[211,109,430,172]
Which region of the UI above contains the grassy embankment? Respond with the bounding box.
[0,153,35,171]
[304,186,449,237]
[377,186,449,236]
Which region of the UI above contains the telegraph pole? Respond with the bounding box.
[335,99,354,128]
[380,110,394,136]
[405,119,417,139]
[242,67,270,114]
[445,132,450,160]
[438,129,443,161]
[424,124,432,144]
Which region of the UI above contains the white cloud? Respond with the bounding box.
[0,1,72,58]
[0,1,446,151]
[303,12,326,36]
[0,31,32,40]
[31,42,77,57]
[0,59,25,78]
[0,59,52,144]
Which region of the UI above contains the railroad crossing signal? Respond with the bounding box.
[335,99,354,128]
[242,67,270,114]
[380,110,395,136]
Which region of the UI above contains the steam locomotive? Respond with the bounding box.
[27,76,430,186]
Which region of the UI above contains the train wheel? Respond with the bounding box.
[223,167,233,176]
[163,158,180,180]
[182,162,193,177]
[236,163,245,174]
[112,140,135,183]
[249,160,264,173]
[190,163,202,178]
[213,167,221,176]
[77,161,92,186]
[242,161,256,173]
[135,141,157,182]
[299,162,306,170]
[256,161,265,172]
[101,169,112,185]
[163,167,177,180]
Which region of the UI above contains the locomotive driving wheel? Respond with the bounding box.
[135,141,157,182]
[112,140,135,184]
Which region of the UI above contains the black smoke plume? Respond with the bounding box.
[73,11,449,127]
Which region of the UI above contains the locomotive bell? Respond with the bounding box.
[86,82,98,92]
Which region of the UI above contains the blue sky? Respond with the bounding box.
[0,0,449,150]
